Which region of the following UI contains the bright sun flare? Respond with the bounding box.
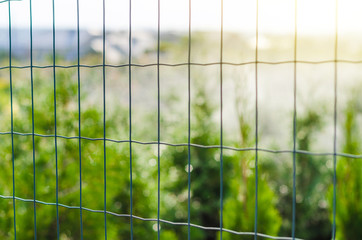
[1,0,362,35]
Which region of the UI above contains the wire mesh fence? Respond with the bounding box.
[0,0,361,239]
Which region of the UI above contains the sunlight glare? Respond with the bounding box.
[0,0,362,35]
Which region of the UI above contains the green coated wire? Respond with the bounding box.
[254,0,259,239]
[219,0,224,239]
[332,0,339,239]
[157,0,161,238]
[51,0,60,239]
[0,130,361,158]
[29,0,37,238]
[0,1,348,239]
[128,0,134,239]
[76,0,83,238]
[0,194,306,240]
[2,59,362,71]
[102,0,107,239]
[292,0,297,239]
[7,0,17,238]
[187,0,191,239]
[0,0,22,4]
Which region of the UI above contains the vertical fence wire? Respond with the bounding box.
[29,0,38,238]
[128,0,134,239]
[187,0,192,239]
[157,0,161,238]
[292,0,298,239]
[7,1,17,239]
[102,0,107,239]
[219,0,224,239]
[51,0,60,239]
[76,0,83,238]
[254,0,259,239]
[332,0,339,239]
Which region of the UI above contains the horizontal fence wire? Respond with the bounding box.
[2,59,362,70]
[0,0,22,4]
[0,194,303,240]
[0,131,361,159]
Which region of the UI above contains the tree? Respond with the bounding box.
[329,96,362,240]
[222,71,282,239]
[0,68,155,239]
[293,110,331,240]
[159,79,228,240]
[260,107,332,240]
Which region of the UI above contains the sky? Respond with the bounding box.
[1,0,362,35]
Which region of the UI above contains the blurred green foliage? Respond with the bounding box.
[0,52,361,240]
[328,96,362,240]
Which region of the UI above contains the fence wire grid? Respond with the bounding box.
[0,0,360,239]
